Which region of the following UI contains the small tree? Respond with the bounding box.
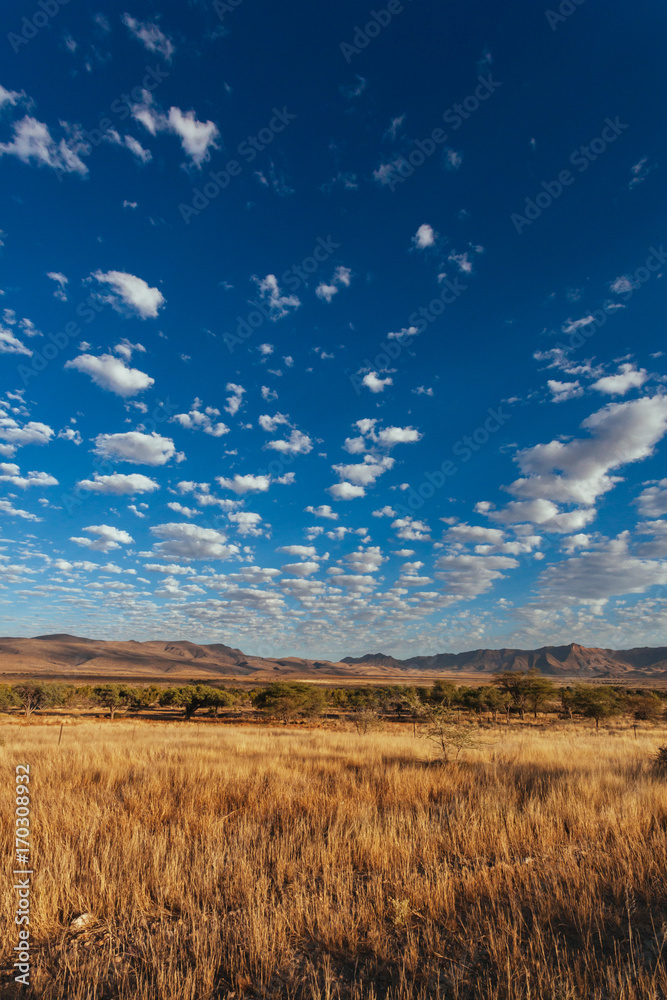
[571,685,621,730]
[14,683,48,722]
[525,675,557,719]
[417,703,485,765]
[0,684,19,713]
[93,684,133,720]
[252,682,325,723]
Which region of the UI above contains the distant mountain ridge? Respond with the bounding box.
[0,636,665,680]
[342,643,667,677]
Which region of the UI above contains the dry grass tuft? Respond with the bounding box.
[1,721,666,998]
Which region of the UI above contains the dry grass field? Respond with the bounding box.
[1,719,666,999]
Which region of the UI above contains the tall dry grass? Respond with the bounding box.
[1,720,666,999]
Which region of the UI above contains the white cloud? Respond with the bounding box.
[305,504,338,520]
[224,383,245,416]
[547,379,584,403]
[0,499,40,521]
[0,413,53,450]
[122,13,175,60]
[281,560,320,577]
[90,270,164,319]
[149,522,239,560]
[65,352,154,396]
[435,553,517,598]
[93,431,182,466]
[58,427,82,445]
[252,274,300,320]
[265,428,312,455]
[172,399,229,437]
[391,517,431,541]
[315,265,352,302]
[413,224,436,249]
[70,524,134,552]
[635,479,667,519]
[0,325,31,356]
[131,91,219,167]
[216,473,294,495]
[258,412,290,433]
[591,363,647,396]
[122,134,152,164]
[77,472,159,495]
[375,425,421,447]
[0,463,58,488]
[539,532,667,602]
[228,511,264,536]
[0,116,89,175]
[387,326,418,341]
[167,502,199,518]
[332,456,394,487]
[328,482,366,500]
[505,396,667,508]
[47,271,68,301]
[362,371,393,393]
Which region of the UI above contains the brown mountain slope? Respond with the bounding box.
[0,636,666,682]
[346,643,667,678]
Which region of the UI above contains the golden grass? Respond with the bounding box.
[1,720,666,999]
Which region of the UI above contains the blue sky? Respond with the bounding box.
[0,0,666,657]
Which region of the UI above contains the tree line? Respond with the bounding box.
[1,671,666,727]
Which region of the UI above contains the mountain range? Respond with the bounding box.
[0,635,665,682]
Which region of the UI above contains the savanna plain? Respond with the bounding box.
[2,713,667,1000]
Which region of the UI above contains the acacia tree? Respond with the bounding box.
[160,684,232,720]
[252,682,325,723]
[14,683,48,722]
[571,685,621,730]
[93,684,133,720]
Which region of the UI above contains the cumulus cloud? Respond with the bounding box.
[315,265,352,302]
[65,352,154,396]
[131,91,219,167]
[252,274,301,320]
[539,532,667,602]
[76,472,159,495]
[89,270,164,319]
[0,463,58,488]
[635,479,667,519]
[172,399,229,437]
[265,428,312,455]
[413,223,436,249]
[0,412,53,451]
[547,379,584,403]
[504,396,667,509]
[93,431,182,466]
[591,363,647,396]
[70,524,134,552]
[328,482,366,500]
[435,553,518,598]
[304,504,338,520]
[361,371,393,393]
[149,522,240,560]
[224,383,245,416]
